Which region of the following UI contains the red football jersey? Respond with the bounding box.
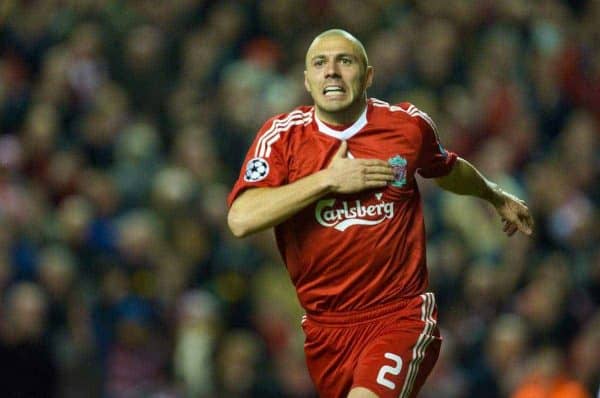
[228,98,457,315]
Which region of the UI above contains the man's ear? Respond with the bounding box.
[304,70,311,93]
[365,66,374,89]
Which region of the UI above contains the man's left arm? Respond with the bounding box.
[434,157,534,236]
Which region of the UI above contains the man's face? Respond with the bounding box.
[304,35,373,121]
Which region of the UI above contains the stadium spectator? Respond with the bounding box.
[0,1,597,396]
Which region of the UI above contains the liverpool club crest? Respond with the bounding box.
[388,155,407,187]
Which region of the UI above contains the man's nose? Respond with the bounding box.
[324,60,340,78]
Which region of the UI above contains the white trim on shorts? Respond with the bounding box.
[398,292,436,398]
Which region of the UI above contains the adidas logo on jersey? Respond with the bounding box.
[315,193,394,231]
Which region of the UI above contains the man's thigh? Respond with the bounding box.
[303,294,442,398]
[351,326,442,398]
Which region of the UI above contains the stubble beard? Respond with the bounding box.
[315,92,367,125]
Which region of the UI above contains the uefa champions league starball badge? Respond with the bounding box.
[244,157,270,182]
[388,155,407,187]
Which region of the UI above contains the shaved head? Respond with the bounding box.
[306,29,369,72]
[303,28,373,124]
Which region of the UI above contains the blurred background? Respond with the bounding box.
[0,0,598,397]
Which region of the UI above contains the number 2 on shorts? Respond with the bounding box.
[376,352,403,390]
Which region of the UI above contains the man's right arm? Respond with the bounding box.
[228,170,335,238]
[228,140,394,238]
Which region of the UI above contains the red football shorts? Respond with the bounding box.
[301,293,442,398]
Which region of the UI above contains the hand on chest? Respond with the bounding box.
[291,134,418,189]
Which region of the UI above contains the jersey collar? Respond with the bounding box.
[313,104,368,140]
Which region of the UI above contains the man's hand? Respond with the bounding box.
[325,141,394,194]
[493,190,534,237]
[435,157,534,237]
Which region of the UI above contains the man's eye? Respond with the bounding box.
[340,58,352,64]
[314,59,325,67]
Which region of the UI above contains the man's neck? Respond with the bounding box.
[315,99,368,126]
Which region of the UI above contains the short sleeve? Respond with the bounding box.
[414,109,457,178]
[227,116,289,207]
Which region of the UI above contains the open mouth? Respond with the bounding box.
[323,85,345,97]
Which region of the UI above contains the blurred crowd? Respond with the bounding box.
[0,0,598,397]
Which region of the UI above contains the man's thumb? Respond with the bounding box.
[335,140,347,158]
